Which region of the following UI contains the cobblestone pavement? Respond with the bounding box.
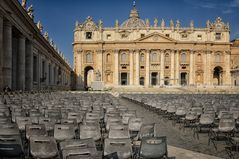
[119,98,228,159]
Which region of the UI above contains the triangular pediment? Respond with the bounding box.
[135,32,176,43]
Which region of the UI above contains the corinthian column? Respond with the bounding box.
[130,49,134,85]
[3,21,12,89]
[114,50,119,86]
[189,50,194,85]
[135,50,140,85]
[170,50,175,85]
[160,50,165,85]
[145,50,150,87]
[175,50,180,85]
[17,35,26,90]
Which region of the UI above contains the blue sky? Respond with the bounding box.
[23,0,239,66]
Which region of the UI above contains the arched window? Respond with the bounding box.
[106,54,111,63]
[215,53,221,63]
[181,53,186,63]
[151,53,157,62]
[86,52,92,63]
[121,53,127,63]
[165,53,170,63]
[140,53,145,62]
[197,54,202,63]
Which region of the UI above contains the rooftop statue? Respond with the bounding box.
[37,21,43,32]
[154,18,158,28]
[161,19,165,29]
[27,5,34,19]
[21,0,27,9]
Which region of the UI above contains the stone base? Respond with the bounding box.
[91,81,104,91]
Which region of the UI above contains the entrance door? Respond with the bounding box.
[84,66,94,90]
[181,73,188,85]
[121,73,128,85]
[213,66,223,85]
[140,77,145,86]
[151,72,158,86]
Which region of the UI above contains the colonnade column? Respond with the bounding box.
[3,21,12,89]
[114,50,119,86]
[130,49,134,85]
[17,35,26,90]
[0,16,3,91]
[145,50,150,87]
[135,50,140,86]
[170,50,175,85]
[160,50,165,86]
[25,40,33,91]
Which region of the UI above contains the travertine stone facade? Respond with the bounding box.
[73,4,232,90]
[0,0,72,91]
[231,39,239,86]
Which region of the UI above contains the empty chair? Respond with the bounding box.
[128,117,143,138]
[122,112,136,125]
[68,112,84,124]
[16,116,32,131]
[61,119,78,131]
[39,117,56,133]
[137,123,155,140]
[26,124,47,140]
[209,118,236,150]
[60,138,96,151]
[62,147,101,159]
[106,117,122,131]
[108,125,130,139]
[30,136,58,158]
[0,135,24,158]
[54,124,75,141]
[79,124,101,141]
[104,138,132,159]
[140,136,168,159]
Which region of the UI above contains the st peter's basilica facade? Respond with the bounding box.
[73,4,231,90]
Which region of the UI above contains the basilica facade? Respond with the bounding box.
[73,4,231,90]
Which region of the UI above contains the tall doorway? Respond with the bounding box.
[180,73,188,85]
[84,66,94,90]
[151,72,158,86]
[121,73,128,85]
[213,66,223,85]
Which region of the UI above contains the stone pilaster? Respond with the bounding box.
[130,49,134,85]
[145,50,150,87]
[207,51,212,85]
[3,21,12,89]
[135,50,140,85]
[225,51,231,85]
[203,51,207,85]
[160,50,165,85]
[0,16,3,91]
[25,40,33,91]
[17,35,26,90]
[97,49,103,81]
[114,49,119,86]
[175,50,180,85]
[189,50,194,85]
[170,50,175,85]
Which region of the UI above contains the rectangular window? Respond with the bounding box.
[86,32,92,39]
[165,34,170,37]
[215,33,221,40]
[107,34,111,40]
[33,56,37,82]
[141,34,145,38]
[181,34,188,39]
[197,35,202,40]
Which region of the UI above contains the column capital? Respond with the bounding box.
[19,34,26,40]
